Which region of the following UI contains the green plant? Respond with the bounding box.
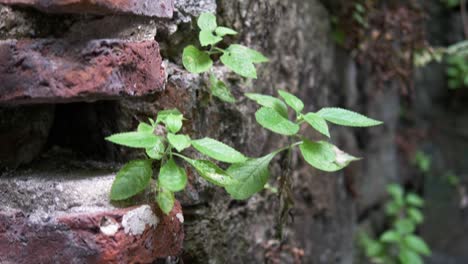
[446,53,468,89]
[413,151,431,173]
[182,13,268,103]
[360,184,431,264]
[441,0,461,8]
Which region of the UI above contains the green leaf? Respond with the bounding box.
[303,113,330,138]
[387,184,404,199]
[225,152,278,200]
[183,157,237,186]
[199,30,223,46]
[165,114,183,133]
[145,136,165,160]
[395,219,415,235]
[209,74,236,103]
[215,26,237,36]
[406,193,425,207]
[159,158,187,192]
[110,160,153,200]
[245,93,288,118]
[220,50,257,78]
[299,140,360,172]
[167,133,191,152]
[404,235,431,256]
[255,107,300,135]
[408,207,424,224]
[182,45,213,74]
[137,122,154,133]
[317,107,383,127]
[156,109,182,124]
[399,249,423,264]
[380,230,400,243]
[156,188,175,215]
[106,131,158,149]
[385,200,402,216]
[227,44,269,63]
[278,90,304,113]
[192,137,247,163]
[197,12,217,31]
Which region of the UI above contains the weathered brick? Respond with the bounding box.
[0,204,184,263]
[0,0,174,17]
[0,39,166,105]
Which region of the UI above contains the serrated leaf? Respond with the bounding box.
[255,107,300,135]
[215,26,237,36]
[395,219,415,234]
[197,12,217,31]
[209,74,236,103]
[137,122,154,133]
[165,114,183,133]
[406,193,424,207]
[183,45,213,74]
[278,90,304,113]
[145,136,165,160]
[183,157,237,187]
[220,51,257,78]
[317,107,383,127]
[199,30,223,46]
[380,230,400,243]
[399,249,423,264]
[110,160,152,200]
[245,93,288,118]
[299,140,359,172]
[225,152,278,200]
[227,44,268,63]
[106,131,158,149]
[192,137,247,163]
[159,158,187,192]
[303,113,330,138]
[408,208,424,224]
[157,188,175,215]
[167,133,191,152]
[404,235,431,256]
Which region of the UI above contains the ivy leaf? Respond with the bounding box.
[182,157,237,187]
[167,133,191,152]
[245,93,288,118]
[156,188,175,215]
[406,193,425,207]
[159,158,187,192]
[183,45,213,74]
[156,109,183,124]
[255,107,300,136]
[165,114,183,133]
[299,140,359,172]
[110,160,153,200]
[317,107,383,127]
[106,131,158,149]
[399,249,423,264]
[191,137,247,163]
[215,26,237,36]
[137,122,154,133]
[210,74,236,103]
[145,136,165,160]
[225,152,278,200]
[303,113,330,138]
[278,90,304,113]
[199,30,223,46]
[197,12,217,31]
[404,235,431,256]
[380,230,400,243]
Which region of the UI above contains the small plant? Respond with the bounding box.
[360,184,431,264]
[412,151,431,173]
[182,13,268,103]
[446,53,468,89]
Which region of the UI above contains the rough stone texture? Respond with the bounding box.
[0,39,166,105]
[0,168,184,263]
[0,0,174,18]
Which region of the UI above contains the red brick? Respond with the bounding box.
[0,203,184,263]
[0,39,166,105]
[0,0,174,17]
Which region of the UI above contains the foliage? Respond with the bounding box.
[182,13,268,103]
[412,151,431,173]
[441,0,462,8]
[360,184,431,264]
